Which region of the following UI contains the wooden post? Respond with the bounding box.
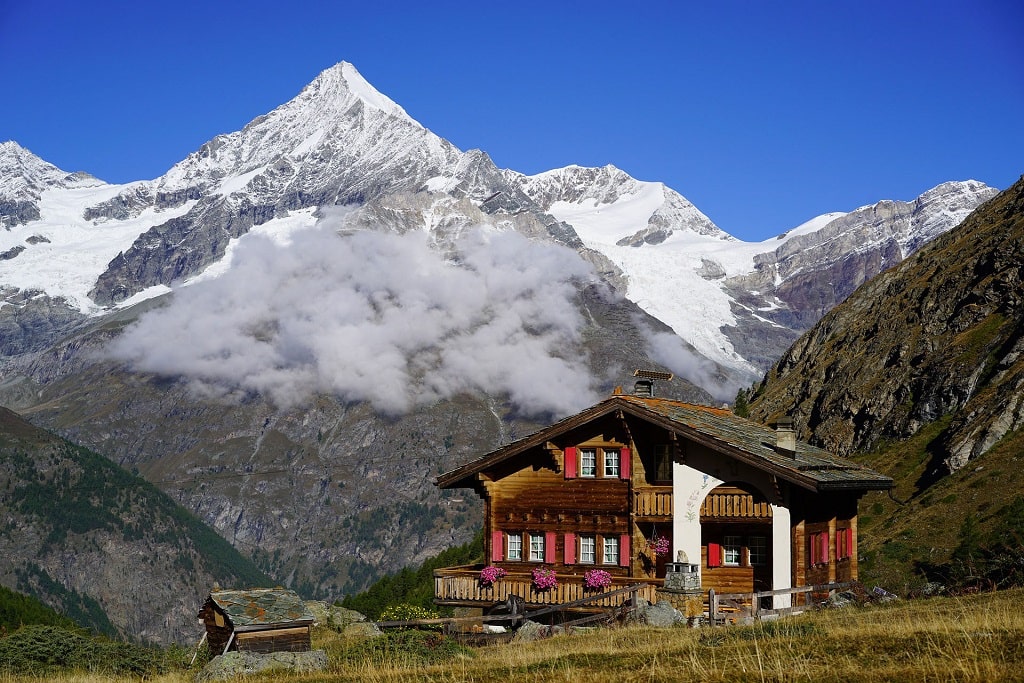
[189,632,207,666]
[708,588,717,626]
[222,631,235,655]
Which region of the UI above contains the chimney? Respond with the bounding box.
[774,417,797,456]
[632,369,673,398]
[634,380,654,397]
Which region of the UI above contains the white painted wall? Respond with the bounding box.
[671,442,794,601]
[771,504,792,608]
[671,464,722,566]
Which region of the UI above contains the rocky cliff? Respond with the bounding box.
[750,176,1024,480]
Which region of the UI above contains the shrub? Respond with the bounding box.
[333,630,473,666]
[379,603,440,626]
[0,625,168,676]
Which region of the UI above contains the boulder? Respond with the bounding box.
[304,601,380,636]
[196,650,328,682]
[511,620,564,642]
[639,600,684,627]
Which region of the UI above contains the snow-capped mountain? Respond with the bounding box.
[0,61,999,381]
[512,163,997,376]
[0,140,104,228]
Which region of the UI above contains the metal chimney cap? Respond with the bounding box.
[633,369,674,381]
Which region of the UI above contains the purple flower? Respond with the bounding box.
[649,536,670,557]
[479,565,507,586]
[583,569,613,590]
[531,567,558,590]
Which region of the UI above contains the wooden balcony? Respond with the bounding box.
[632,486,673,519]
[700,491,772,519]
[434,565,661,609]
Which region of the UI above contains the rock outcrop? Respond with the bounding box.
[751,176,1024,477]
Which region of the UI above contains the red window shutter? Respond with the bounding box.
[820,532,830,564]
[619,447,631,480]
[619,534,631,567]
[564,447,577,479]
[564,533,576,565]
[844,527,853,559]
[545,531,557,564]
[491,530,504,562]
[810,535,818,565]
[708,542,722,568]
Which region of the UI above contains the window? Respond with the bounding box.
[836,527,853,560]
[580,449,597,477]
[654,444,673,481]
[604,449,620,477]
[810,531,829,565]
[603,536,619,565]
[529,533,545,562]
[748,536,767,566]
[579,535,595,564]
[723,535,743,566]
[507,533,522,561]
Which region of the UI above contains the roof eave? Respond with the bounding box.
[435,399,627,489]
[815,479,895,492]
[232,620,314,633]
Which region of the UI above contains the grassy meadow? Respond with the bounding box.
[4,588,1024,682]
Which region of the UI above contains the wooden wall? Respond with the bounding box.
[484,415,633,575]
[198,600,234,654]
[789,492,862,587]
[236,627,311,654]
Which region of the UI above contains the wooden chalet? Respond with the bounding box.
[434,385,893,612]
[198,587,315,655]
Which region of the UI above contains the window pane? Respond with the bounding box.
[529,533,545,562]
[723,535,742,565]
[604,450,619,477]
[654,444,673,481]
[580,449,596,477]
[603,536,619,565]
[748,536,766,566]
[507,533,522,561]
[580,535,595,564]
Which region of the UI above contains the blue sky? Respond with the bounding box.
[2,0,1021,241]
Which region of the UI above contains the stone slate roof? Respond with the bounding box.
[436,394,893,492]
[206,588,314,629]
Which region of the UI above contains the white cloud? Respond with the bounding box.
[106,210,602,417]
[641,324,744,403]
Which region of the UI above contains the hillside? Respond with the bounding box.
[0,407,270,644]
[751,176,1023,471]
[749,175,1024,583]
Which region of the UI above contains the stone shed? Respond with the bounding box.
[198,587,315,655]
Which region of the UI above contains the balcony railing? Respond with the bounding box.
[632,486,673,518]
[434,565,661,608]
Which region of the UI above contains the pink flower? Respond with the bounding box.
[649,536,670,557]
[479,565,507,586]
[583,569,613,590]
[531,567,558,590]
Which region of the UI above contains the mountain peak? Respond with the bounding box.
[303,61,413,121]
[0,141,101,200]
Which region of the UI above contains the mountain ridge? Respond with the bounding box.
[0,62,998,379]
[750,175,1024,475]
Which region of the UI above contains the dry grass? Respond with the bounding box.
[5,589,1024,682]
